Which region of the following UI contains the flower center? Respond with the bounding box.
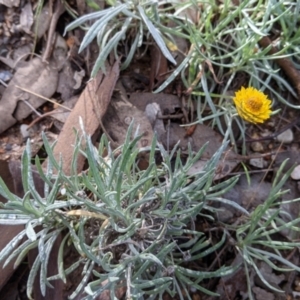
[246,98,262,111]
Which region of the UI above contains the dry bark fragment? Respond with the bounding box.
[258,36,300,97]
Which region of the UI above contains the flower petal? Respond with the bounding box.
[233,87,272,124]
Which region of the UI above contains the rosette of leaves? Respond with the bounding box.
[0,124,246,299]
[64,0,193,76]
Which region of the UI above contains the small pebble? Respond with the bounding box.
[276,129,293,144]
[291,165,300,180]
[261,129,272,137]
[249,157,265,168]
[251,133,264,152]
[20,124,35,139]
[217,209,233,223]
[267,120,276,127]
[0,70,13,82]
[5,143,12,151]
[145,103,160,126]
[251,141,264,152]
[20,124,30,139]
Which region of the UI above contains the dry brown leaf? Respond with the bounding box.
[56,60,76,100]
[102,91,154,149]
[50,60,120,175]
[223,173,272,209]
[176,0,199,24]
[0,57,58,134]
[215,254,248,300]
[0,0,20,7]
[50,96,78,124]
[149,45,168,90]
[161,123,239,179]
[252,287,275,300]
[129,92,181,113]
[20,2,33,34]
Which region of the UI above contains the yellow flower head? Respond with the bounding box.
[233,87,272,124]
